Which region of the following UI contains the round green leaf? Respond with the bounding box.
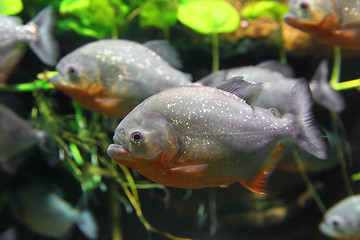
[241,1,289,23]
[0,0,23,15]
[140,0,178,30]
[178,0,240,35]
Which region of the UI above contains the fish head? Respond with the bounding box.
[319,213,350,238]
[51,51,100,90]
[107,108,179,171]
[285,0,338,28]
[50,51,127,117]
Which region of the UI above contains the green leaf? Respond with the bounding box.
[178,0,240,35]
[58,0,129,38]
[351,172,360,181]
[69,143,84,166]
[241,1,289,23]
[0,0,23,15]
[140,0,178,30]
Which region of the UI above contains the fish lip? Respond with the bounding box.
[107,142,132,164]
[283,12,298,24]
[49,73,67,86]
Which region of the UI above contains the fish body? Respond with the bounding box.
[284,0,360,49]
[0,43,25,84]
[0,104,39,173]
[0,6,59,66]
[11,186,98,239]
[108,81,328,193]
[50,39,192,118]
[319,194,360,239]
[198,60,345,113]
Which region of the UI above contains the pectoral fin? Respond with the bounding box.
[167,164,208,175]
[239,143,286,194]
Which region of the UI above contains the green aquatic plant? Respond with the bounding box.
[139,0,178,39]
[241,1,289,64]
[0,0,23,15]
[177,0,240,72]
[58,0,130,39]
[330,46,360,91]
[0,74,191,240]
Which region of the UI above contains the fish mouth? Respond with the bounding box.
[107,142,135,167]
[283,13,299,25]
[49,73,70,87]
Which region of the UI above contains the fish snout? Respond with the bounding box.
[49,74,64,86]
[283,12,298,25]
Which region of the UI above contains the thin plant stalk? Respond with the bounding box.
[293,150,327,214]
[212,33,219,72]
[330,46,341,87]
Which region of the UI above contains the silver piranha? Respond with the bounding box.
[50,39,192,118]
[284,0,360,49]
[198,60,345,113]
[319,194,360,239]
[0,6,59,68]
[11,186,98,239]
[0,104,41,173]
[108,80,328,194]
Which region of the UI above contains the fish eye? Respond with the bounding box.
[67,66,79,77]
[299,2,310,11]
[130,131,143,144]
[331,220,340,227]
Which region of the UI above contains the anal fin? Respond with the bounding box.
[239,142,286,194]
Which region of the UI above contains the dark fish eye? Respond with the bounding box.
[332,220,340,227]
[299,2,310,11]
[131,131,143,144]
[67,66,78,77]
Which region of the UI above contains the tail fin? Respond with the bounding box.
[77,210,98,239]
[287,80,329,160]
[309,60,345,112]
[27,6,59,66]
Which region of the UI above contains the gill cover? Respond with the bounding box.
[114,109,179,161]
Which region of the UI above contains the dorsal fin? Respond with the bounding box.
[144,40,183,69]
[215,76,262,104]
[239,142,286,194]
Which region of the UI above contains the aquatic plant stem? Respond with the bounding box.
[330,111,353,196]
[212,33,219,72]
[330,46,341,87]
[292,150,326,214]
[332,79,360,91]
[111,184,123,240]
[278,24,286,64]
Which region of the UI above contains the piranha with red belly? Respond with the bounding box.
[107,78,328,194]
[284,0,360,49]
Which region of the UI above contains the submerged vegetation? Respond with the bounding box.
[0,0,359,239]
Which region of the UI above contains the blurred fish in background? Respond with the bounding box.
[319,194,360,239]
[198,60,345,113]
[0,103,41,173]
[284,0,360,49]
[10,186,98,239]
[50,39,192,118]
[0,6,59,83]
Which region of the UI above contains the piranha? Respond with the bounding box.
[0,6,59,70]
[319,194,360,239]
[11,186,98,239]
[107,79,328,194]
[198,60,345,113]
[50,39,192,118]
[0,103,43,173]
[284,0,360,49]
